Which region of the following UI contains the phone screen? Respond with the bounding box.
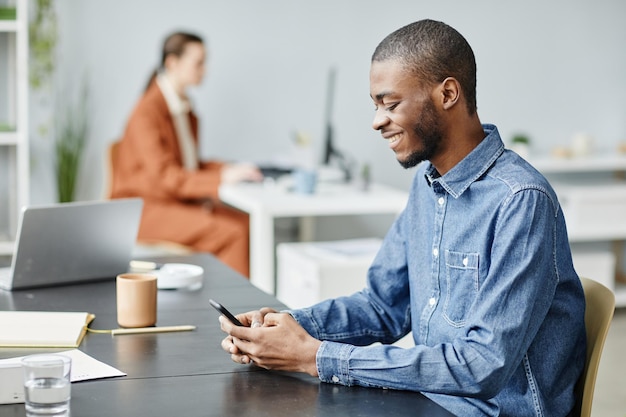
[209,299,244,326]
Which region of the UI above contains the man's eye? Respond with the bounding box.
[373,102,398,111]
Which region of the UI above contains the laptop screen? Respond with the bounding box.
[0,198,143,291]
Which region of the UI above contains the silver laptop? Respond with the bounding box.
[0,198,143,291]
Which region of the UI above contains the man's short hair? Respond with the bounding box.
[372,19,477,115]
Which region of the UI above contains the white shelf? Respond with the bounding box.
[0,20,18,32]
[568,229,626,242]
[0,0,28,255]
[0,240,15,256]
[0,131,19,145]
[528,153,626,174]
[551,179,626,244]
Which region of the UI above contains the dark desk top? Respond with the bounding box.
[0,253,454,417]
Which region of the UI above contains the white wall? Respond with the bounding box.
[29,0,626,204]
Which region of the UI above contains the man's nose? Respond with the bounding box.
[372,109,389,131]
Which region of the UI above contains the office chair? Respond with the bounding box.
[574,277,615,417]
[105,139,192,256]
[105,140,122,199]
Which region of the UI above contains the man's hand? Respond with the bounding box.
[219,309,321,377]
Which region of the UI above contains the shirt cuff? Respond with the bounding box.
[316,341,354,386]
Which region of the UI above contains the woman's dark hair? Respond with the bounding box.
[372,19,477,115]
[144,31,204,91]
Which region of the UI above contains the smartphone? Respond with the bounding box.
[209,299,244,326]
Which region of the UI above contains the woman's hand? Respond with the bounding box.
[221,163,263,184]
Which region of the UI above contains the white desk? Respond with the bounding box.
[219,181,409,294]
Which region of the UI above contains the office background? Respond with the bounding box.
[4,1,625,414]
[27,0,626,206]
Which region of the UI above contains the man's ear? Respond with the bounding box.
[439,77,461,110]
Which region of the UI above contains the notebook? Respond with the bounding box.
[0,311,94,347]
[0,198,143,291]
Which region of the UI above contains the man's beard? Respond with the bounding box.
[399,98,443,169]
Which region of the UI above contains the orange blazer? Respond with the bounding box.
[112,81,224,201]
[110,82,250,276]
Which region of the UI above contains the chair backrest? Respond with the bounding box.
[574,277,615,417]
[105,140,122,199]
[104,140,193,255]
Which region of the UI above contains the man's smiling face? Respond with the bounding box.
[370,59,444,169]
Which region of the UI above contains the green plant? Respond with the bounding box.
[29,0,57,90]
[55,84,88,203]
[512,134,530,145]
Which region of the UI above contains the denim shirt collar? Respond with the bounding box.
[425,124,505,198]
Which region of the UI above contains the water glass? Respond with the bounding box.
[22,354,71,416]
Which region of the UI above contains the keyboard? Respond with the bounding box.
[259,166,293,180]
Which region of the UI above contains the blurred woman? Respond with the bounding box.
[111,31,261,277]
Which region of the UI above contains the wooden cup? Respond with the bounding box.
[116,273,157,328]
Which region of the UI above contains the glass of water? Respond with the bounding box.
[22,354,71,416]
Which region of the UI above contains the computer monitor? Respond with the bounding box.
[322,67,353,182]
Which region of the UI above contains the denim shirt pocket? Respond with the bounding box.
[443,250,479,327]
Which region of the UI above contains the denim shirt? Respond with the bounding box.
[290,125,586,416]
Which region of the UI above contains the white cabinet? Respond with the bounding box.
[0,0,28,256]
[529,154,626,306]
[276,238,382,309]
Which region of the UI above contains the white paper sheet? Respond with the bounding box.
[0,349,126,382]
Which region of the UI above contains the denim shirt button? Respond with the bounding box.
[438,197,445,205]
[433,248,439,257]
[331,375,340,383]
[429,297,436,306]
